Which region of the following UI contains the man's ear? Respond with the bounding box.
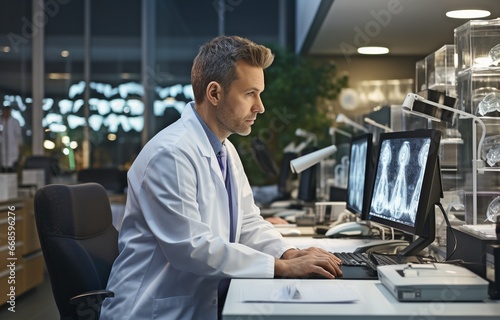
[206,81,222,106]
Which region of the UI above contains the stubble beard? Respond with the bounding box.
[216,100,253,137]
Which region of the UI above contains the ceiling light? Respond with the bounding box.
[357,46,389,55]
[446,9,491,19]
[60,50,70,57]
[48,73,71,80]
[1,46,10,53]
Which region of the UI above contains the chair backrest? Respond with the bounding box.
[34,183,119,320]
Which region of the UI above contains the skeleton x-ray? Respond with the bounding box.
[370,137,431,227]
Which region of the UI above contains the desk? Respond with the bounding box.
[223,278,500,319]
[284,236,405,252]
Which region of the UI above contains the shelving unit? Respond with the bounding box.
[0,197,45,307]
[454,19,500,225]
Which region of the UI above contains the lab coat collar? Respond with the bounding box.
[180,102,214,159]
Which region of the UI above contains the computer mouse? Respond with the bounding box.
[280,228,302,236]
[325,222,372,237]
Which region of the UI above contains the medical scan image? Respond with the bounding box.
[370,138,431,227]
[347,140,367,213]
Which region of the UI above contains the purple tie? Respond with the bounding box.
[217,144,235,243]
[217,144,228,182]
[217,144,233,313]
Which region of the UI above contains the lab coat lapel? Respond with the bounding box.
[181,105,232,238]
[182,105,227,185]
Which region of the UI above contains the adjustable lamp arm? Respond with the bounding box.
[336,113,368,133]
[363,117,393,132]
[402,93,485,167]
[329,127,353,138]
[294,128,317,153]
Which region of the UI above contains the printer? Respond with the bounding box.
[378,263,489,302]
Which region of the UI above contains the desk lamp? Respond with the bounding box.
[290,145,337,174]
[294,128,317,153]
[402,92,486,225]
[363,117,393,132]
[401,92,485,169]
[336,113,368,133]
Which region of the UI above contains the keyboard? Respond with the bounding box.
[370,253,399,266]
[372,253,427,265]
[333,252,371,267]
[333,251,425,278]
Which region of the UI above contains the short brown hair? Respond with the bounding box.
[191,35,274,104]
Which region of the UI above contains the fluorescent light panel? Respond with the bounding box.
[357,46,389,55]
[446,9,491,19]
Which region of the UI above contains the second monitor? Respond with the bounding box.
[346,133,375,220]
[325,133,374,237]
[368,129,443,256]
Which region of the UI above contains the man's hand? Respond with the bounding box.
[275,247,342,279]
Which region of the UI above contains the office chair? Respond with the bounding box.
[34,183,119,320]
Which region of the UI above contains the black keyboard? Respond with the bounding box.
[333,252,370,267]
[334,252,423,272]
[370,253,399,266]
[370,253,427,266]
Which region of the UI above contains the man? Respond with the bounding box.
[0,104,22,172]
[100,35,341,320]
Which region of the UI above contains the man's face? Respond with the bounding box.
[215,61,265,137]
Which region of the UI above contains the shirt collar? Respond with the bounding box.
[191,102,224,155]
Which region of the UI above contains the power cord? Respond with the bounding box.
[436,202,458,261]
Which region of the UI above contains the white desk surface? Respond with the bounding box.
[223,278,500,320]
[223,238,500,319]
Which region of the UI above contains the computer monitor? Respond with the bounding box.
[276,151,298,200]
[345,133,374,221]
[250,138,279,177]
[297,146,318,203]
[368,129,442,256]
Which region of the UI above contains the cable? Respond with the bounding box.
[436,202,458,261]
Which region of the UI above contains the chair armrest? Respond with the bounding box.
[70,289,115,305]
[69,290,115,319]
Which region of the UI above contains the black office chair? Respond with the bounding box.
[34,183,119,320]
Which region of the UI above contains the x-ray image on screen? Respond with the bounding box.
[346,133,373,220]
[370,137,431,227]
[347,140,367,214]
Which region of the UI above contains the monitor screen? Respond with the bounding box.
[368,129,442,256]
[250,138,279,177]
[345,133,373,220]
[277,151,298,199]
[297,146,318,203]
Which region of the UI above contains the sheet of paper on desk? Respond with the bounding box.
[240,281,358,303]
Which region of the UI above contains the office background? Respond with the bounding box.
[5,0,497,178]
[1,0,500,318]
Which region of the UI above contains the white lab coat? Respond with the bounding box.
[100,104,295,320]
